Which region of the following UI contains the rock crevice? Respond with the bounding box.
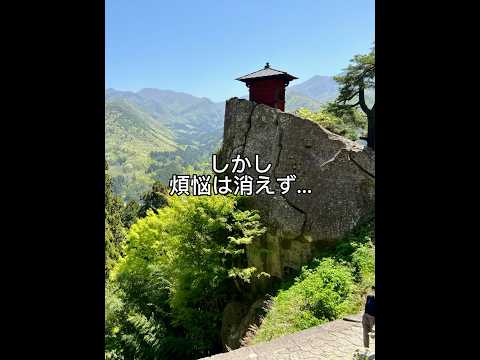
[272,124,308,239]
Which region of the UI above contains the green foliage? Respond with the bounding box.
[137,181,169,218]
[105,283,128,359]
[107,194,267,359]
[120,313,167,359]
[105,161,127,277]
[121,199,141,229]
[252,258,355,343]
[105,82,375,357]
[251,219,375,344]
[294,107,363,141]
[333,46,375,148]
[105,97,221,201]
[351,243,375,286]
[323,101,367,129]
[105,100,181,201]
[334,46,375,107]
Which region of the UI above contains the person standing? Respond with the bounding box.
[362,285,375,349]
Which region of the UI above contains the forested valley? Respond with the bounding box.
[105,48,375,359]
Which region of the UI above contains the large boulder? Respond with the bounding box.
[219,98,375,279]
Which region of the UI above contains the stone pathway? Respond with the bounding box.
[200,313,374,360]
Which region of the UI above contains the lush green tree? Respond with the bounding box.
[109,194,267,358]
[322,102,367,130]
[105,160,127,277]
[334,46,375,149]
[137,181,169,218]
[121,199,141,228]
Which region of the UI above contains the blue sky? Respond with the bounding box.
[106,0,374,102]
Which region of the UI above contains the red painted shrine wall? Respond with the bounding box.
[248,78,286,111]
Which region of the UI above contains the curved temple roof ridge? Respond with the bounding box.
[236,64,298,82]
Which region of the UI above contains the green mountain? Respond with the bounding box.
[105,100,181,200]
[283,75,339,112]
[105,75,374,200]
[288,75,339,102]
[105,100,178,151]
[284,91,324,112]
[105,90,222,201]
[106,88,224,141]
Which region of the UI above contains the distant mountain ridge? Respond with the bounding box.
[288,75,339,102]
[105,75,374,200]
[106,74,342,118]
[105,100,178,151]
[105,88,224,200]
[106,88,224,130]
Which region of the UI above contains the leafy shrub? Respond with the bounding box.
[251,218,375,345]
[252,258,355,343]
[295,108,359,140]
[351,242,375,286]
[298,258,355,320]
[105,283,131,360]
[107,194,267,358]
[322,101,368,129]
[120,313,167,359]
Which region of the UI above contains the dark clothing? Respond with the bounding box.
[364,294,375,317]
[362,313,375,348]
[363,293,376,348]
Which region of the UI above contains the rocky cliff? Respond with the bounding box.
[219,98,375,280]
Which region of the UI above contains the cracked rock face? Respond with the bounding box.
[219,98,375,279]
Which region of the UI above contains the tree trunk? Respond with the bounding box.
[367,109,375,150]
[358,84,375,151]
